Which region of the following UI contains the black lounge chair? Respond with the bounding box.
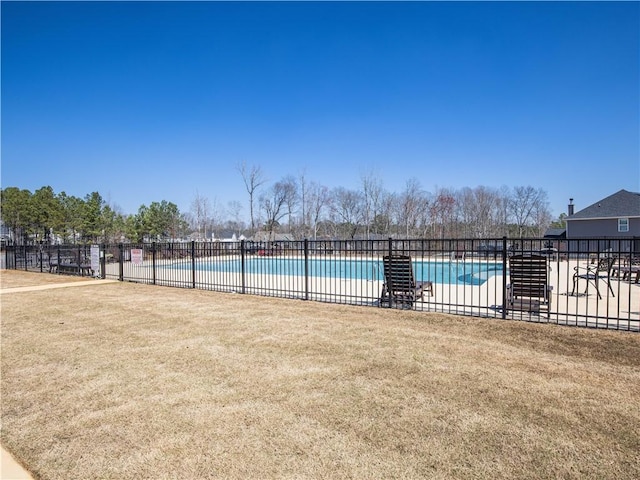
[380,255,433,308]
[506,254,553,315]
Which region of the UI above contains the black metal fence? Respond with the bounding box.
[3,237,639,331]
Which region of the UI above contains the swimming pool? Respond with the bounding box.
[170,257,503,286]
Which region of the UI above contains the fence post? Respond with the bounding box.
[118,244,124,281]
[191,240,196,289]
[240,239,246,294]
[100,244,106,279]
[304,239,309,301]
[39,245,43,273]
[501,236,508,319]
[7,245,15,270]
[387,237,393,308]
[152,242,157,285]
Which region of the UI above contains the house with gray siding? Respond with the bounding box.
[566,190,640,238]
[566,189,640,254]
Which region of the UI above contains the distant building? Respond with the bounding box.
[566,189,640,238]
[565,189,640,255]
[543,228,566,240]
[214,231,246,242]
[0,220,12,245]
[250,231,295,243]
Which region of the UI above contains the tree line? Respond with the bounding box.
[0,187,186,244]
[1,166,560,245]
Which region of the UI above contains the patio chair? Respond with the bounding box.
[506,254,553,315]
[612,255,640,284]
[380,255,433,308]
[571,256,616,299]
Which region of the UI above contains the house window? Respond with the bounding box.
[618,218,629,232]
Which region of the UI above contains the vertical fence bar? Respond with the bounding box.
[241,240,246,294]
[191,241,196,289]
[152,242,157,285]
[100,244,106,279]
[304,238,309,300]
[387,237,393,308]
[501,236,508,319]
[118,244,124,281]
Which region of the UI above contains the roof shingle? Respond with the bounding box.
[567,189,640,220]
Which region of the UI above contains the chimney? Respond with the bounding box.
[568,198,574,216]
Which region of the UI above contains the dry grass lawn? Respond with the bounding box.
[1,269,92,288]
[1,270,639,479]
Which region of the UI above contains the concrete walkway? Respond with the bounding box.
[1,446,33,480]
[1,277,118,479]
[0,279,118,294]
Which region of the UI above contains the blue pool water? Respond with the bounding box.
[173,257,503,286]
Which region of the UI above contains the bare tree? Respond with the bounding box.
[225,200,244,237]
[237,161,267,232]
[306,182,332,240]
[533,198,553,237]
[361,171,384,239]
[330,187,364,240]
[396,178,427,238]
[205,197,223,239]
[430,188,457,239]
[190,191,210,240]
[297,170,310,238]
[296,172,333,240]
[495,186,511,237]
[260,179,297,239]
[456,186,501,238]
[281,175,298,233]
[373,191,394,236]
[509,186,550,238]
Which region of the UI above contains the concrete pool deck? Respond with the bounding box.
[1,446,34,480]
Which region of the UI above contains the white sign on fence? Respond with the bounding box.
[131,248,144,266]
[91,245,100,275]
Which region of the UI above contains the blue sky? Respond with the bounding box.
[2,1,638,221]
